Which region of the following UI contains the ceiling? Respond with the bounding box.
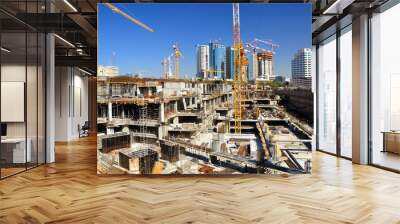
[1,0,97,73]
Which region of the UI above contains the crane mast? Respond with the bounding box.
[161,53,175,79]
[161,58,167,79]
[173,44,182,79]
[232,3,246,134]
[168,55,173,78]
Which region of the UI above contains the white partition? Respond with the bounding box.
[1,82,25,122]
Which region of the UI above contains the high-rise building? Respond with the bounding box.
[257,52,274,81]
[291,48,312,89]
[209,42,225,79]
[251,51,258,81]
[225,47,251,81]
[225,47,234,80]
[196,45,210,79]
[244,64,250,81]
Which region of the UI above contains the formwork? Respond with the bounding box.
[160,141,180,163]
[99,132,131,153]
[119,148,158,174]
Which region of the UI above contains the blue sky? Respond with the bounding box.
[98,3,311,78]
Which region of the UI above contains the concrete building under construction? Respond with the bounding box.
[257,51,275,81]
[97,75,312,175]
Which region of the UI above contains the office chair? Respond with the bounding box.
[79,121,90,138]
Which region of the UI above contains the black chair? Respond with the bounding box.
[79,121,90,138]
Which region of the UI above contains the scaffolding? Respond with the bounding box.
[139,97,148,144]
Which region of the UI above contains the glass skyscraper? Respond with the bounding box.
[225,47,234,80]
[209,43,225,79]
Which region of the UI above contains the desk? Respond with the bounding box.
[382,131,400,154]
[1,138,31,164]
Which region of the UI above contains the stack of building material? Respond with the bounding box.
[119,148,158,174]
[160,141,180,162]
[152,161,164,174]
[99,132,131,153]
[198,164,214,174]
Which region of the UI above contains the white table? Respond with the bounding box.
[1,138,31,163]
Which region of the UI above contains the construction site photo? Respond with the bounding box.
[97,3,313,175]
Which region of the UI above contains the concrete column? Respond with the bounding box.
[46,32,55,163]
[174,101,178,112]
[160,103,165,123]
[54,67,72,141]
[352,14,369,164]
[88,77,97,133]
[183,98,187,110]
[158,126,163,139]
[108,101,112,122]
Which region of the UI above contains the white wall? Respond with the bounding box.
[72,72,89,138]
[1,63,46,163]
[1,64,26,139]
[55,67,89,141]
[1,65,38,137]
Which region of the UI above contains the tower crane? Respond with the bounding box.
[172,44,183,79]
[232,3,248,134]
[245,43,269,54]
[161,58,167,79]
[245,42,269,89]
[168,54,173,79]
[254,38,279,79]
[253,38,279,54]
[161,53,174,79]
[104,3,154,32]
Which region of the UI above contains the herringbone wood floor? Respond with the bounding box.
[1,136,400,224]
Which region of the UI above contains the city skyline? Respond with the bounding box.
[98,3,311,78]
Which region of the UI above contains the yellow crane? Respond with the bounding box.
[172,44,183,79]
[104,3,154,32]
[232,3,248,134]
[207,69,225,79]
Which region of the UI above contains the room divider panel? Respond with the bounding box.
[0,0,46,179]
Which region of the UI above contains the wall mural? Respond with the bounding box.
[97,3,313,175]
